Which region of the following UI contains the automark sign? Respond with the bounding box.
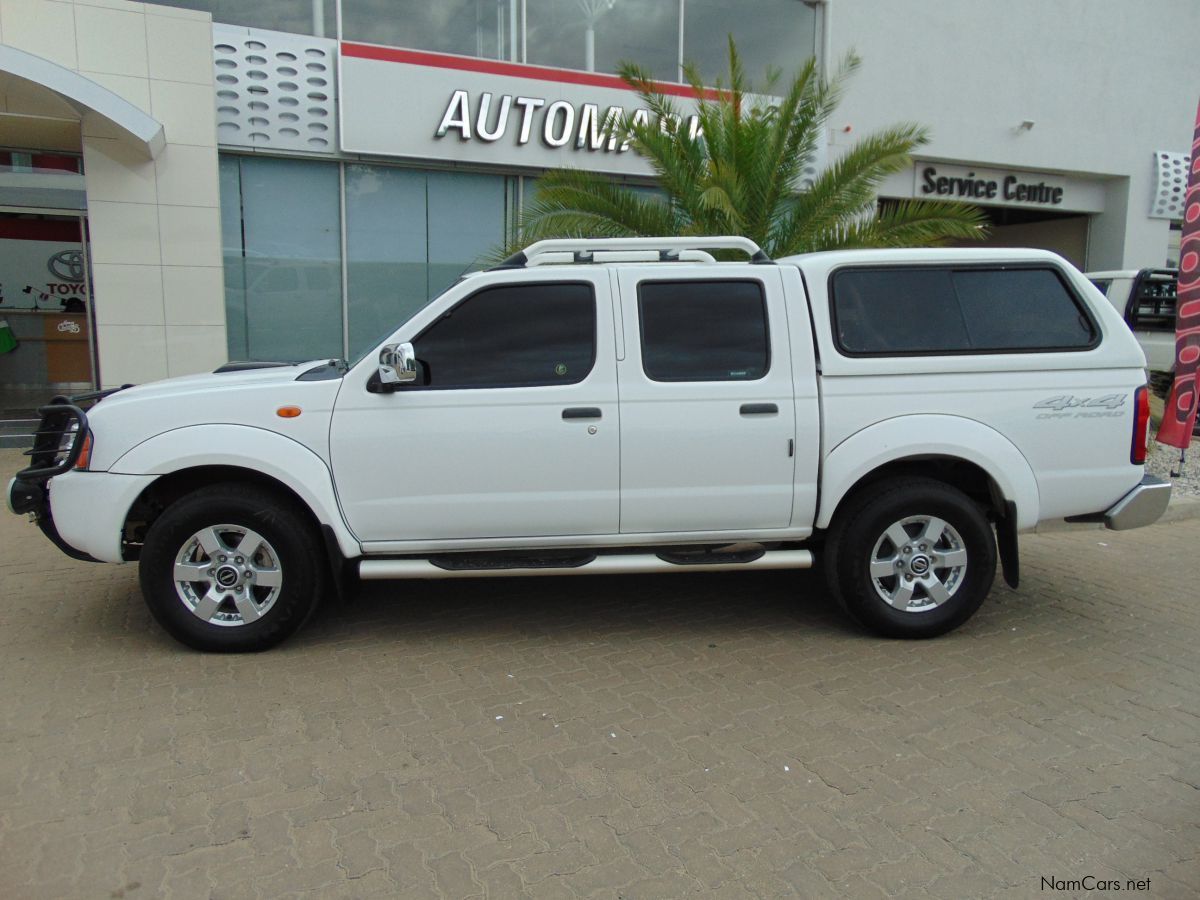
[434,89,701,151]
[339,43,707,176]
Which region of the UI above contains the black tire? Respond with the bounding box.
[823,477,996,639]
[139,483,324,652]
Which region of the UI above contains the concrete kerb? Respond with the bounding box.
[1158,492,1200,525]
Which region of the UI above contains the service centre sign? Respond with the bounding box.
[912,163,1102,212]
[339,43,709,176]
[921,164,1064,205]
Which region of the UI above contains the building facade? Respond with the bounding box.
[0,0,1193,391]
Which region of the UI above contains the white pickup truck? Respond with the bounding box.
[7,237,1170,652]
[1086,267,1178,373]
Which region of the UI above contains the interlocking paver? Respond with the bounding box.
[1,448,1198,897]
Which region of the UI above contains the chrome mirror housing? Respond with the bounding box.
[378,342,417,386]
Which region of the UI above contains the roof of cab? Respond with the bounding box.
[776,247,1074,267]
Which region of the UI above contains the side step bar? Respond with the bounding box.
[359,549,813,580]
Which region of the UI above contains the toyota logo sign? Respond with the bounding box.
[47,249,84,282]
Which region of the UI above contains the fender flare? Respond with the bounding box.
[110,425,361,559]
[817,415,1041,530]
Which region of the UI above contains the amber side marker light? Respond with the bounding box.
[75,432,93,470]
[276,406,302,418]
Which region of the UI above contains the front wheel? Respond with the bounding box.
[139,483,324,652]
[824,478,997,639]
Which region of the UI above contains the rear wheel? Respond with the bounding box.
[824,478,996,638]
[139,483,323,652]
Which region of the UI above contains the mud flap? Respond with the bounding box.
[320,524,357,603]
[996,500,1019,589]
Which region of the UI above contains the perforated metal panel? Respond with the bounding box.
[1151,151,1190,219]
[798,138,826,193]
[212,25,337,153]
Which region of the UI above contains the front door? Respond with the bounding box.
[331,270,619,545]
[615,267,797,533]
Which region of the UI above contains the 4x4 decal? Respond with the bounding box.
[1034,394,1126,418]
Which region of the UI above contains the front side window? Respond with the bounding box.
[638,280,769,381]
[413,282,595,389]
[832,266,1097,355]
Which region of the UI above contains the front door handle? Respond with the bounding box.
[740,403,778,416]
[562,407,602,419]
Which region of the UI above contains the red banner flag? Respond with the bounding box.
[1156,99,1200,448]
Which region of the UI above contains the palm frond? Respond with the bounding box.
[772,124,929,255]
[496,169,678,260]
[512,41,984,259]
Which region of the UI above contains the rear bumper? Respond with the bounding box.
[1104,475,1172,531]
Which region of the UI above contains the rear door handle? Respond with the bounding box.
[562,407,602,419]
[740,403,778,416]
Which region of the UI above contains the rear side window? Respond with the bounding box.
[638,280,769,381]
[413,282,595,389]
[832,266,1097,355]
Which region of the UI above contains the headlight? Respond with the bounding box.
[57,420,80,454]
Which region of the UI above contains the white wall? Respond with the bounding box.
[960,216,1091,269]
[827,0,1197,269]
[0,0,225,388]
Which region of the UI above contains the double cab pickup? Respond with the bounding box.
[8,237,1170,651]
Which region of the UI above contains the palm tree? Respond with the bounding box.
[509,42,986,257]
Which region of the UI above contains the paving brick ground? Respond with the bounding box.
[1,449,1197,898]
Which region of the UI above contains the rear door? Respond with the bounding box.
[615,267,797,534]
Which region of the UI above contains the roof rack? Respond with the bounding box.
[491,236,774,270]
[527,248,717,267]
[1140,268,1178,280]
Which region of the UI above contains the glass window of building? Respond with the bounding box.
[342,0,519,60]
[345,167,512,360]
[223,157,515,362]
[151,1,337,37]
[345,166,428,361]
[525,0,679,80]
[428,172,512,304]
[341,1,816,85]
[683,0,817,87]
[221,156,344,361]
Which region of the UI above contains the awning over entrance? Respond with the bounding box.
[0,45,165,158]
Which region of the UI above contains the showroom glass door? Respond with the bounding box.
[0,208,96,407]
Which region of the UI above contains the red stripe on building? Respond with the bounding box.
[340,42,722,102]
[0,218,83,242]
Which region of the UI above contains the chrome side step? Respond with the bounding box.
[358,549,813,580]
